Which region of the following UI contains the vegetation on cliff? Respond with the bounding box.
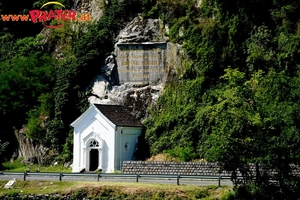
[144,0,300,198]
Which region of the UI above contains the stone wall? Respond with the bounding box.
[122,161,300,177]
[122,161,231,176]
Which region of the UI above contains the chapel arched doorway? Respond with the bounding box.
[85,138,103,172]
[89,149,99,171]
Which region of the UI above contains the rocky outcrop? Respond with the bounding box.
[116,15,167,43]
[87,77,163,122]
[87,16,182,122]
[88,82,163,121]
[101,55,120,86]
[73,0,104,22]
[14,128,49,165]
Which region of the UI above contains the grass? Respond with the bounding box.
[0,180,234,199]
[1,159,72,173]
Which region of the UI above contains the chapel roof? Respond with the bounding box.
[94,104,143,127]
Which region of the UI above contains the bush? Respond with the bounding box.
[230,182,300,200]
[153,191,166,199]
[97,188,114,198]
[2,159,26,171]
[164,146,197,162]
[5,191,20,200]
[71,188,87,199]
[193,189,209,199]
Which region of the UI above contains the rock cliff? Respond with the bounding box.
[14,128,48,165]
[72,0,105,22]
[87,15,182,122]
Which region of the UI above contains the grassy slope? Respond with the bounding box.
[2,160,72,173]
[0,158,234,199]
[0,180,234,199]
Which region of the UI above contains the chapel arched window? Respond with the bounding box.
[89,139,99,147]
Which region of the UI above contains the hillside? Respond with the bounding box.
[1,0,300,198]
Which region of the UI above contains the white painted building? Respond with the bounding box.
[70,104,143,173]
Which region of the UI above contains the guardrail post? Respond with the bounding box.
[97,174,100,181]
[218,174,221,187]
[59,173,62,181]
[177,175,180,185]
[23,172,27,181]
[136,174,139,182]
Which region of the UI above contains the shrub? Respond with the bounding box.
[164,146,197,162]
[71,188,87,199]
[193,189,209,199]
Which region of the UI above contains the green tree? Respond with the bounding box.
[0,34,55,158]
[202,68,300,197]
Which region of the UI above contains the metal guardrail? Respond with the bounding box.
[0,171,233,186]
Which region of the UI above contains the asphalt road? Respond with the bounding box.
[0,173,233,186]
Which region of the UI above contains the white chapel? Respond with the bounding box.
[70,104,143,173]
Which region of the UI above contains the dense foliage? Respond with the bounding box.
[143,0,300,198]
